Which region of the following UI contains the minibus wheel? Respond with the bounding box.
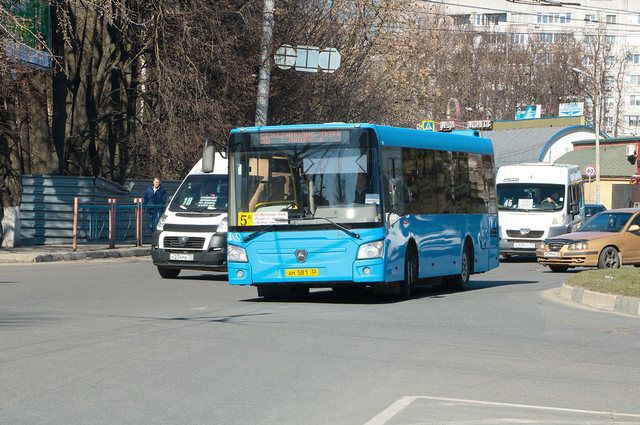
[157,266,180,278]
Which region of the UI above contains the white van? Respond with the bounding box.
[151,153,228,278]
[496,163,584,257]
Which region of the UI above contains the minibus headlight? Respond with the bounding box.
[217,217,228,233]
[568,241,588,250]
[228,245,248,262]
[156,213,168,231]
[357,240,384,259]
[552,213,566,225]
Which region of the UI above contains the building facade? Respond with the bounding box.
[434,0,640,137]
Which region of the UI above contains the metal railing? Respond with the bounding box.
[72,197,165,250]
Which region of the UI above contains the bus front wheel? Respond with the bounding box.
[401,247,418,300]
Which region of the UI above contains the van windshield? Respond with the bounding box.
[169,174,228,212]
[497,183,565,211]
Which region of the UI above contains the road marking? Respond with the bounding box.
[364,396,418,425]
[190,307,207,311]
[364,395,640,425]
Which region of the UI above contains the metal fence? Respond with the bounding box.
[73,198,166,250]
[20,175,179,246]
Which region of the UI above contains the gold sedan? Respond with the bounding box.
[537,208,640,272]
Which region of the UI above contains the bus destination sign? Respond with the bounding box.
[258,130,346,145]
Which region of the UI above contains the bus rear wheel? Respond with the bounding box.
[452,246,471,291]
[401,247,418,300]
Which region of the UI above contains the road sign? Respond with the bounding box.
[274,45,341,73]
[422,120,435,131]
[584,164,596,177]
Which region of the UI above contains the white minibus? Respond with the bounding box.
[151,153,228,278]
[496,163,584,257]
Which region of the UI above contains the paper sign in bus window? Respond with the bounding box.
[517,198,533,209]
[238,211,288,226]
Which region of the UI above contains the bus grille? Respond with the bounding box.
[506,230,544,239]
[164,236,205,249]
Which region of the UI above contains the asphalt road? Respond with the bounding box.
[1,258,640,425]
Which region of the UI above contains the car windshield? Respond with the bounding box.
[497,183,565,211]
[169,174,228,212]
[228,128,381,228]
[585,205,606,217]
[578,212,632,232]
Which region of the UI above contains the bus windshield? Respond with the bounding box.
[228,128,381,228]
[497,183,565,212]
[169,174,228,212]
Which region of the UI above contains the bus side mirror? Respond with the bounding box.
[202,139,216,173]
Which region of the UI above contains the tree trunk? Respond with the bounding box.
[1,206,21,248]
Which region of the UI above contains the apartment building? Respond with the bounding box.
[431,0,640,136]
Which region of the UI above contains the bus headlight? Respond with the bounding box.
[568,241,588,250]
[357,240,384,259]
[217,217,228,233]
[228,245,248,262]
[156,213,168,231]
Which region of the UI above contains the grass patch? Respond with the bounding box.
[567,269,640,297]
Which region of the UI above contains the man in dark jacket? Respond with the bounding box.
[143,175,167,230]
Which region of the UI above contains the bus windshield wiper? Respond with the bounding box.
[292,215,360,239]
[242,219,288,243]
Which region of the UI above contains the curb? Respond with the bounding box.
[560,283,640,317]
[0,248,150,264]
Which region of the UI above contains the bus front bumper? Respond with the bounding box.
[228,258,385,286]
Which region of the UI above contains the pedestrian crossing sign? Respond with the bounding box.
[421,120,435,131]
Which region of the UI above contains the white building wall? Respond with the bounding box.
[433,0,640,136]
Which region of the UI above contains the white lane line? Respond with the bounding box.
[364,395,640,425]
[190,307,207,311]
[363,396,418,425]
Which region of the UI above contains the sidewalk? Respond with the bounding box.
[0,244,150,264]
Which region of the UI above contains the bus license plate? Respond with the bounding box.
[285,268,319,277]
[514,242,536,249]
[170,253,194,261]
[544,251,561,258]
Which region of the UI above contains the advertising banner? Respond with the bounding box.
[515,104,541,120]
[558,102,584,117]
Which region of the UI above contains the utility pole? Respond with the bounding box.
[594,72,601,204]
[573,67,602,204]
[255,0,275,126]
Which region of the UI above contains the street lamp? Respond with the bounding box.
[573,67,601,204]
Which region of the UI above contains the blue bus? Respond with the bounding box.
[225,123,499,298]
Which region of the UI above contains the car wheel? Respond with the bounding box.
[598,247,621,269]
[549,265,569,272]
[401,246,418,300]
[157,266,180,278]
